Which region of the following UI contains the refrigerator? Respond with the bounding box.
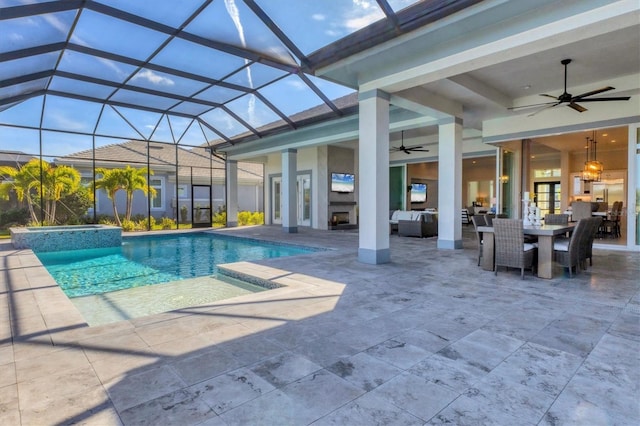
[591,176,625,208]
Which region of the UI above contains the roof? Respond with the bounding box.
[0,0,479,150]
[57,140,263,182]
[0,150,35,166]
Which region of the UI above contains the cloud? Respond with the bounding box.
[132,70,175,86]
[49,111,87,132]
[312,14,326,21]
[9,33,24,42]
[287,79,307,90]
[344,11,381,31]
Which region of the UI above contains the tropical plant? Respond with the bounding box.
[0,159,82,225]
[95,166,156,227]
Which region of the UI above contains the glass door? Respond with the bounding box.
[297,174,311,226]
[271,177,282,224]
[534,181,561,218]
[191,185,211,228]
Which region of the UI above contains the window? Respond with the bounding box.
[533,168,561,178]
[150,177,163,209]
[177,184,188,199]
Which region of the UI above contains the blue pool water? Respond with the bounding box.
[36,233,317,298]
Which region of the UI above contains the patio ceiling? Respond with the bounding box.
[0,0,481,150]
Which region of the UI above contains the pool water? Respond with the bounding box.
[36,232,316,298]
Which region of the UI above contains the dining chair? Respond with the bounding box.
[484,214,496,226]
[553,218,589,277]
[493,218,537,279]
[544,214,569,225]
[471,215,486,266]
[601,201,622,238]
[581,217,602,269]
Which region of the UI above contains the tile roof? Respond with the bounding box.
[57,141,262,182]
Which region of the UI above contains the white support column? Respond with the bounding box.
[358,89,390,264]
[437,117,463,249]
[226,159,238,227]
[282,148,298,233]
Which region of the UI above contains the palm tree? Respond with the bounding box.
[0,159,41,223]
[120,166,155,221]
[95,168,126,226]
[0,159,82,225]
[95,166,156,226]
[40,163,81,223]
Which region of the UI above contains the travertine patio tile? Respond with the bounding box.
[171,347,244,386]
[15,346,90,382]
[20,385,122,426]
[0,384,21,425]
[251,351,322,388]
[119,388,216,426]
[17,365,102,409]
[427,394,533,426]
[313,391,424,425]
[189,367,276,414]
[327,351,403,391]
[365,337,433,369]
[105,364,186,412]
[79,330,151,363]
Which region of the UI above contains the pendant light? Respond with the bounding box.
[581,130,603,182]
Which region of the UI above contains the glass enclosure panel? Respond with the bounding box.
[107,106,163,140]
[194,85,243,105]
[170,101,213,116]
[258,75,325,117]
[0,11,76,53]
[0,53,59,80]
[224,63,287,90]
[151,38,247,80]
[42,96,102,133]
[176,121,207,146]
[225,94,281,130]
[0,126,40,156]
[48,76,114,99]
[636,128,640,246]
[185,0,297,66]
[255,0,385,54]
[95,106,148,139]
[0,77,48,100]
[58,51,137,83]
[95,0,204,27]
[0,96,44,127]
[306,74,356,102]
[110,89,179,110]
[149,115,174,143]
[71,10,166,60]
[389,166,404,211]
[42,131,93,158]
[502,150,516,217]
[129,68,209,96]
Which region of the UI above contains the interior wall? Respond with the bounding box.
[328,146,357,226]
[462,157,496,209]
[407,162,438,210]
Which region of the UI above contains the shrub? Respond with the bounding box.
[213,211,226,227]
[238,211,264,226]
[0,207,29,229]
[121,219,136,232]
[161,217,175,230]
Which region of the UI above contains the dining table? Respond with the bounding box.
[478,223,575,279]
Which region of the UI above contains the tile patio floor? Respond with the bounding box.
[1,226,638,425]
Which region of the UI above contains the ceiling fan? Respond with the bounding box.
[390,130,430,154]
[510,58,630,116]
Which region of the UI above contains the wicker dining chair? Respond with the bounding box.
[544,214,569,225]
[493,219,537,279]
[471,215,486,266]
[581,217,602,269]
[553,218,589,278]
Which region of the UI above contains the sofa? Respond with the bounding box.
[396,211,438,238]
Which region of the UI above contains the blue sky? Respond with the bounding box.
[0,0,417,158]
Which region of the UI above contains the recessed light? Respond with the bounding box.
[531,155,535,159]
[611,140,616,143]
[523,85,531,90]
[472,161,476,164]
[602,133,608,136]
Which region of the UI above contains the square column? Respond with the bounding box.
[282,148,298,233]
[437,117,463,249]
[358,89,390,264]
[225,159,238,227]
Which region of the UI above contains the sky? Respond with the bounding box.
[0,0,419,159]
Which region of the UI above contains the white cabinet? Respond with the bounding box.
[571,174,591,196]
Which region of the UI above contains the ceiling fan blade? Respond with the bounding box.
[572,86,614,100]
[539,94,559,100]
[508,101,557,110]
[408,148,430,152]
[568,102,587,113]
[575,96,631,102]
[527,102,561,117]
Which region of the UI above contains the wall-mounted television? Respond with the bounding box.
[410,183,427,203]
[331,172,355,193]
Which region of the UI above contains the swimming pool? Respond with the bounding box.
[36,232,318,298]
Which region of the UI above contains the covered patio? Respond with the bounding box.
[1,227,638,424]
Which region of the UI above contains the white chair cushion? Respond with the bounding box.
[523,243,537,252]
[390,210,400,221]
[553,239,570,252]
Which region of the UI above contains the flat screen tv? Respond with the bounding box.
[331,172,355,193]
[410,183,427,203]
